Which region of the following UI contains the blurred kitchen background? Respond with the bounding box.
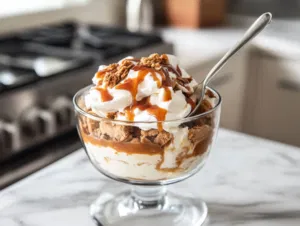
[0,0,299,188]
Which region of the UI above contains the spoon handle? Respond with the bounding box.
[203,12,272,86]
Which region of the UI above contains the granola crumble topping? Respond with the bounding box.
[140,53,169,70]
[100,60,135,87]
[95,54,197,94]
[91,53,202,123]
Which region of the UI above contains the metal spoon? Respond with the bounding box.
[188,12,272,117]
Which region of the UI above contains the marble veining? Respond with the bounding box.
[1,129,300,226]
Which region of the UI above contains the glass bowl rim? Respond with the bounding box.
[73,85,222,124]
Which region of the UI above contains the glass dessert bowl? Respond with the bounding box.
[73,54,221,226]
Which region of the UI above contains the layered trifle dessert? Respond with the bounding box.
[76,53,218,181]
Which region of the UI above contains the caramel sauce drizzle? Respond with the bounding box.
[163,64,181,77]
[176,65,182,76]
[115,66,161,101]
[115,66,168,128]
[186,97,196,110]
[94,57,195,128]
[122,97,167,131]
[147,106,167,131]
[81,131,163,155]
[163,87,172,101]
[95,69,108,81]
[159,67,173,87]
[94,87,113,102]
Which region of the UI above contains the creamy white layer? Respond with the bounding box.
[86,144,205,180]
[84,127,207,181]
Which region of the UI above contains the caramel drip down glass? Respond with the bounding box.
[73,85,221,226]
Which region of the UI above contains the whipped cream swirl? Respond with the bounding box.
[85,54,198,125]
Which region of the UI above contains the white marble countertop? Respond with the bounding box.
[1,129,300,226]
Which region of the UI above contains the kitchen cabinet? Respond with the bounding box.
[244,52,300,147]
[186,50,248,132]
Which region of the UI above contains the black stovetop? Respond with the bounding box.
[0,21,163,93]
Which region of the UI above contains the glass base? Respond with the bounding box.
[90,182,208,226]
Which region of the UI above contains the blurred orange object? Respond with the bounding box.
[165,0,227,28]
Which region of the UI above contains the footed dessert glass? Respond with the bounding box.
[73,85,221,226]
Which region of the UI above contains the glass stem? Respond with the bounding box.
[131,185,167,208]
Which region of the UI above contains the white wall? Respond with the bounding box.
[0,0,125,35]
[77,0,126,25]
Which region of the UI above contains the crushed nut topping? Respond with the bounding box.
[140,53,169,70]
[95,53,196,98]
[99,60,134,87]
[96,54,172,87]
[140,129,173,147]
[106,112,117,119]
[188,125,212,144]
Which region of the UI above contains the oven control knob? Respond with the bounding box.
[0,122,6,154]
[50,96,74,127]
[0,120,21,151]
[21,107,56,136]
